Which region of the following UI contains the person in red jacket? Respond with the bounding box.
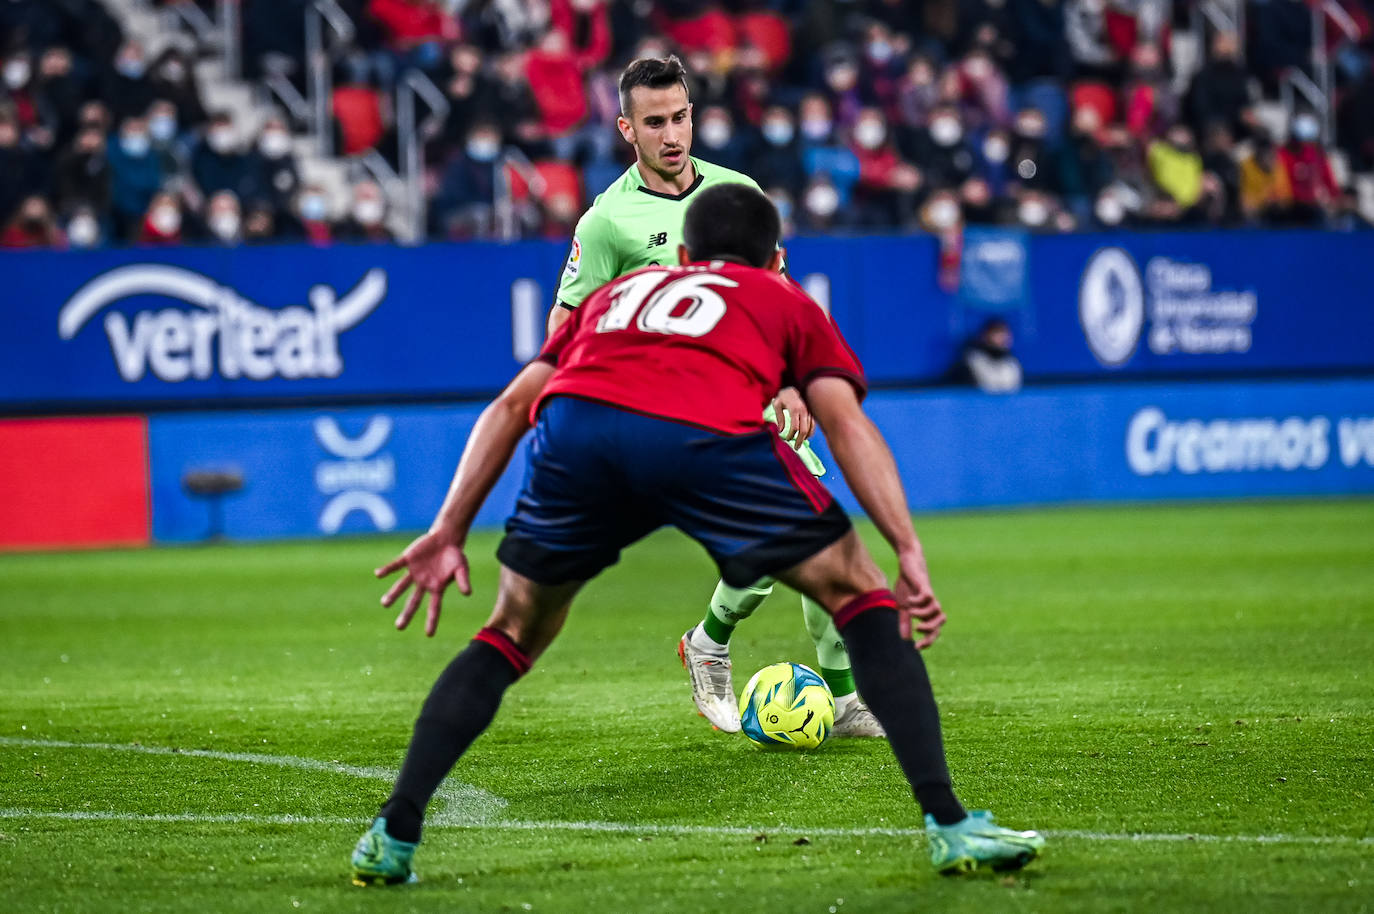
[1278,112,1340,225]
[368,0,459,55]
[0,194,64,248]
[525,29,590,140]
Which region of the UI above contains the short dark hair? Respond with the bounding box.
[618,55,690,117]
[682,184,780,268]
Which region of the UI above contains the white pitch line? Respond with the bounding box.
[0,735,506,826]
[1,809,1369,847]
[3,737,1371,847]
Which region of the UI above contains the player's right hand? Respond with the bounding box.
[376,527,472,638]
[894,547,945,650]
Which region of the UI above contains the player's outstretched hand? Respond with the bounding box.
[771,387,815,443]
[375,528,472,637]
[895,548,945,650]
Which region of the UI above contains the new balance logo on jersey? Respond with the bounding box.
[647,232,669,248]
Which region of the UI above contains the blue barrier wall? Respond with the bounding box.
[146,378,1374,543]
[6,230,1373,409]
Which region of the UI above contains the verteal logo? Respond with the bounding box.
[58,265,387,383]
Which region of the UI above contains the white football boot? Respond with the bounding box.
[832,694,887,738]
[677,627,741,733]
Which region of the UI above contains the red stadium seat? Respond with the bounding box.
[1071,81,1118,125]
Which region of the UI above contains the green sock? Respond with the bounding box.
[820,666,856,698]
[701,578,774,645]
[802,596,856,697]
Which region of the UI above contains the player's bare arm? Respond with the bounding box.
[376,361,555,636]
[547,303,573,336]
[805,376,945,648]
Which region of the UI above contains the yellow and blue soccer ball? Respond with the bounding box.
[738,662,835,749]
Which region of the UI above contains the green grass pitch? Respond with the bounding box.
[2,499,1372,913]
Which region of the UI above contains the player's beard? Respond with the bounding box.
[644,142,689,181]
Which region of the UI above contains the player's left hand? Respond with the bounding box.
[375,527,472,637]
[895,547,945,650]
[771,387,815,443]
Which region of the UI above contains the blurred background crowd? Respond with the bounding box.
[2,0,1373,249]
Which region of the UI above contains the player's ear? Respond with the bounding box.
[768,247,786,273]
[677,244,692,265]
[616,115,634,144]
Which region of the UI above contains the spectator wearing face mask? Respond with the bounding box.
[1278,113,1340,225]
[858,22,908,113]
[249,115,301,213]
[952,317,1023,393]
[749,105,806,199]
[205,190,243,245]
[64,203,104,249]
[145,100,186,173]
[1015,189,1059,230]
[432,122,503,238]
[695,105,750,175]
[848,107,921,228]
[2,49,39,130]
[902,105,974,189]
[798,175,848,232]
[1091,185,1136,228]
[137,191,186,246]
[107,115,164,239]
[293,185,336,245]
[798,93,861,206]
[192,112,254,200]
[976,127,1014,195]
[55,125,111,216]
[920,188,964,235]
[105,39,157,120]
[336,180,395,242]
[0,194,63,248]
[438,45,502,155]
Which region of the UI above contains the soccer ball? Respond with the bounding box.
[738,662,835,749]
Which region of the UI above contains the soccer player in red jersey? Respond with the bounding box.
[350,184,1044,886]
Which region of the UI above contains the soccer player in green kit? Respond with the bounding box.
[548,56,884,738]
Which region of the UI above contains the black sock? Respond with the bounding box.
[839,606,967,826]
[379,636,524,842]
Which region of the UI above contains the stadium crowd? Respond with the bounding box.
[2,0,1373,248]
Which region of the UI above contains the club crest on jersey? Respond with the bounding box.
[647,232,668,248]
[564,237,582,278]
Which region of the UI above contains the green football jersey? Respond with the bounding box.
[554,157,763,309]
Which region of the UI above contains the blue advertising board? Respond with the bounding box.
[146,378,1374,543]
[4,231,1373,410]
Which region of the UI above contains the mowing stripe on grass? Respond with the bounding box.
[0,735,506,826]
[1,808,1370,846]
[4,737,1371,847]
